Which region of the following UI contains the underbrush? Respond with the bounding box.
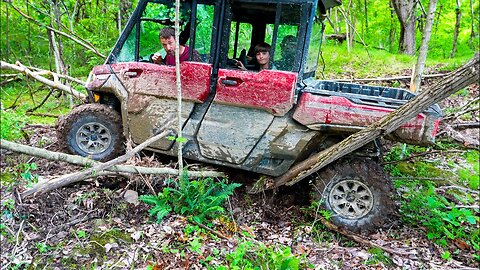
[385,144,480,263]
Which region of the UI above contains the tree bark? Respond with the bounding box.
[270,54,479,189]
[0,61,86,99]
[450,0,462,58]
[391,0,417,55]
[410,0,438,93]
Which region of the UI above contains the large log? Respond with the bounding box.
[0,138,225,199]
[270,54,479,189]
[0,139,224,177]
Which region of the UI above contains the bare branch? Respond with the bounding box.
[0,61,86,99]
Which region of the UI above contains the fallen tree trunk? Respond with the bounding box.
[0,138,225,199]
[271,54,479,189]
[0,139,224,177]
[0,61,86,99]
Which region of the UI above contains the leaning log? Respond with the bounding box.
[271,54,479,189]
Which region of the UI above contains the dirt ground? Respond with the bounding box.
[1,84,478,269]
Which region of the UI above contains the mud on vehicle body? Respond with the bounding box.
[58,0,442,232]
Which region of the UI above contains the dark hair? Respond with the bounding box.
[254,42,271,54]
[159,27,176,39]
[281,35,296,47]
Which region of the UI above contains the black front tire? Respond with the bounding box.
[310,158,397,233]
[57,103,124,161]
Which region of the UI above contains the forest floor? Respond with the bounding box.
[1,83,479,270]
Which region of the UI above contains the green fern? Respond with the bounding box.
[140,176,241,224]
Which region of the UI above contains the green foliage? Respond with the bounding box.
[441,251,451,261]
[365,248,393,266]
[216,240,311,270]
[397,179,479,255]
[0,109,28,141]
[458,150,480,190]
[35,242,50,253]
[140,177,241,224]
[167,136,188,143]
[75,230,88,239]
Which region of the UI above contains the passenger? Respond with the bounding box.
[236,42,275,71]
[276,35,296,71]
[152,26,201,65]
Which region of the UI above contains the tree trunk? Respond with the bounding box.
[5,4,9,63]
[391,0,417,55]
[450,0,462,58]
[410,0,438,93]
[268,54,479,189]
[389,3,396,52]
[175,0,184,172]
[26,0,31,56]
[364,0,368,35]
[469,0,476,47]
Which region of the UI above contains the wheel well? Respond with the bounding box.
[88,92,121,113]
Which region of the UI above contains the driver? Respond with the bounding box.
[152,27,201,65]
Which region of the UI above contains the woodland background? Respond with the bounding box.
[0,0,479,269]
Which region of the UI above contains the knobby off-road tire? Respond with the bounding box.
[57,103,124,161]
[310,158,397,233]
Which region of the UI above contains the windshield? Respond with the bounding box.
[114,1,214,63]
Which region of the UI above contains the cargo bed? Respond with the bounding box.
[293,80,442,145]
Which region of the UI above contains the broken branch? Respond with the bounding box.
[1,61,86,99]
[317,216,415,256]
[0,139,225,199]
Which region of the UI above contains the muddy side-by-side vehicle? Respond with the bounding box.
[58,0,442,231]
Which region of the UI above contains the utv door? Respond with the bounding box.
[196,1,308,165]
[107,0,215,151]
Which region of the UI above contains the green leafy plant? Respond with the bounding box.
[76,229,88,239]
[441,251,451,260]
[35,242,50,253]
[19,163,39,187]
[216,240,311,270]
[397,179,479,257]
[365,247,392,266]
[140,177,241,224]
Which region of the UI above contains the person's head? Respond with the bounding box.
[280,35,296,58]
[159,27,177,55]
[254,42,271,67]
